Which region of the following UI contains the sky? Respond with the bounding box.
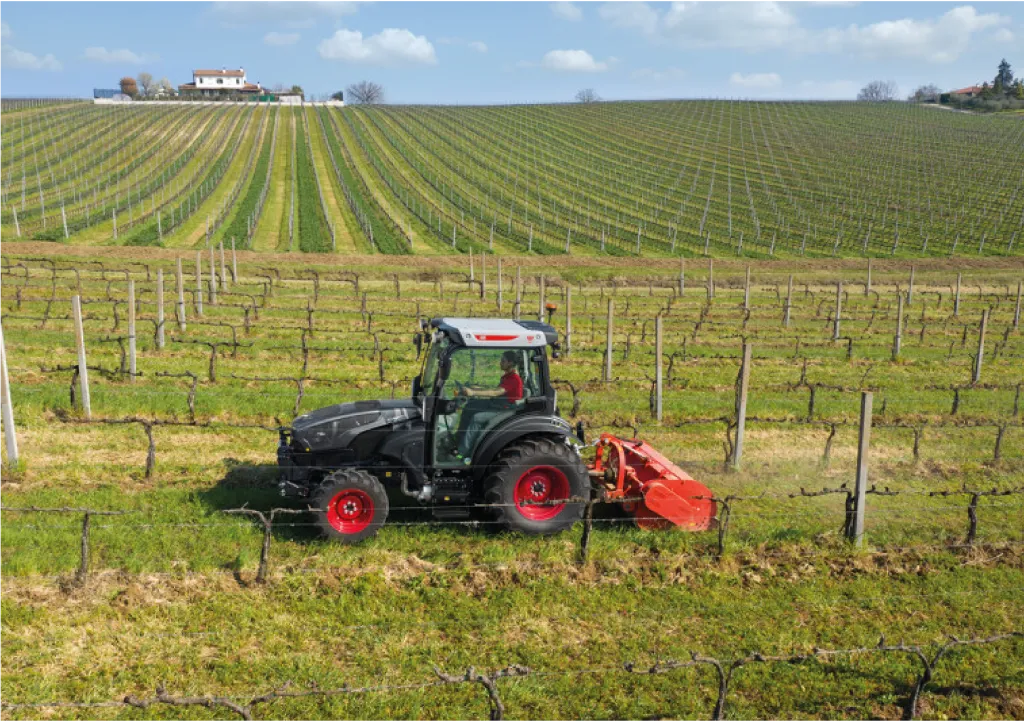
[0,1,1019,104]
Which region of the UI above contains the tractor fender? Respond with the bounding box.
[374,428,427,490]
[471,415,575,480]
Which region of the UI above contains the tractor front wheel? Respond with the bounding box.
[484,438,588,534]
[312,470,389,543]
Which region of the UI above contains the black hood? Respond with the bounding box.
[291,398,420,452]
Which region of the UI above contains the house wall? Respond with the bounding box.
[195,74,246,89]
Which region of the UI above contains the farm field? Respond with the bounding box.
[2,100,1023,258]
[1,242,1022,719]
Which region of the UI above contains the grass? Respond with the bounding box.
[1,246,1022,719]
[5,101,1022,256]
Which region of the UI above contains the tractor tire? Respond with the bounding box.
[483,437,588,535]
[312,470,389,544]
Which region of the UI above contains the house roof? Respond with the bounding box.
[194,69,245,77]
[950,86,984,95]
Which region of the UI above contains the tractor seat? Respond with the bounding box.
[461,399,525,456]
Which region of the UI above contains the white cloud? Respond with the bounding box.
[542,49,609,72]
[598,2,660,35]
[662,2,803,51]
[318,27,437,65]
[207,1,358,28]
[729,72,782,89]
[817,5,1007,63]
[264,31,301,46]
[83,47,156,64]
[469,41,488,53]
[2,46,62,71]
[1,22,12,40]
[599,2,1002,63]
[551,2,583,22]
[993,28,1014,43]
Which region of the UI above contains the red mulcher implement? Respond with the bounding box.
[590,434,717,531]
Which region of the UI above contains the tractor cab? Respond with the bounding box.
[414,318,560,469]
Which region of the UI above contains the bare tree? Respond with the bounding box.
[137,72,155,98]
[346,80,385,105]
[908,83,941,102]
[575,88,600,103]
[857,80,899,102]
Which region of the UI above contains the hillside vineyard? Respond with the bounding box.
[2,101,1022,257]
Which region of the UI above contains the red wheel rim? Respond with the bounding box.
[326,488,375,534]
[513,466,570,521]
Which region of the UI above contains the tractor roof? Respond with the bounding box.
[431,318,558,348]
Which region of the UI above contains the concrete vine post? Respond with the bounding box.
[565,287,572,357]
[604,299,614,382]
[892,292,904,361]
[973,309,989,385]
[71,295,91,419]
[175,258,186,331]
[0,323,18,469]
[156,269,166,350]
[731,343,752,469]
[195,252,204,317]
[833,281,842,341]
[849,391,873,546]
[784,274,793,327]
[219,241,227,292]
[128,280,137,382]
[655,315,663,422]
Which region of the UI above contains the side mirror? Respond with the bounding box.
[413,333,423,357]
[412,375,422,398]
[575,421,586,445]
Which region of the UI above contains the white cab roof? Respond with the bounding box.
[438,318,547,348]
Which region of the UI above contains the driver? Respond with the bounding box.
[452,350,523,458]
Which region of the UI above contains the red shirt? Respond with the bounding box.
[499,371,523,403]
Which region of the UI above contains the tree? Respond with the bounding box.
[857,80,899,102]
[158,77,173,93]
[1015,80,1024,100]
[119,76,138,98]
[331,90,345,102]
[137,72,155,97]
[346,80,385,105]
[290,85,304,99]
[908,83,940,102]
[995,58,1013,90]
[575,88,600,103]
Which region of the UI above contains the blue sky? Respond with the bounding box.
[0,1,1019,103]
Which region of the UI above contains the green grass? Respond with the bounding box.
[1,248,1022,719]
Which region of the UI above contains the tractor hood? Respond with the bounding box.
[290,399,420,452]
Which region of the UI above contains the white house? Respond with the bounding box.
[178,68,262,97]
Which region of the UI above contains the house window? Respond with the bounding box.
[217,78,224,85]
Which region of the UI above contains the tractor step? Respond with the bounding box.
[430,507,473,521]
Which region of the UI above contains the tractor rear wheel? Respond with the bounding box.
[483,438,588,534]
[312,470,389,543]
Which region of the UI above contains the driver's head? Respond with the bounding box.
[500,350,518,373]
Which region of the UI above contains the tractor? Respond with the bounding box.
[276,317,716,543]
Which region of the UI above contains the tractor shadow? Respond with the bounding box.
[199,459,512,544]
[201,460,644,545]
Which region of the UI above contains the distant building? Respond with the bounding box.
[178,68,262,98]
[949,85,984,98]
[93,89,132,103]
